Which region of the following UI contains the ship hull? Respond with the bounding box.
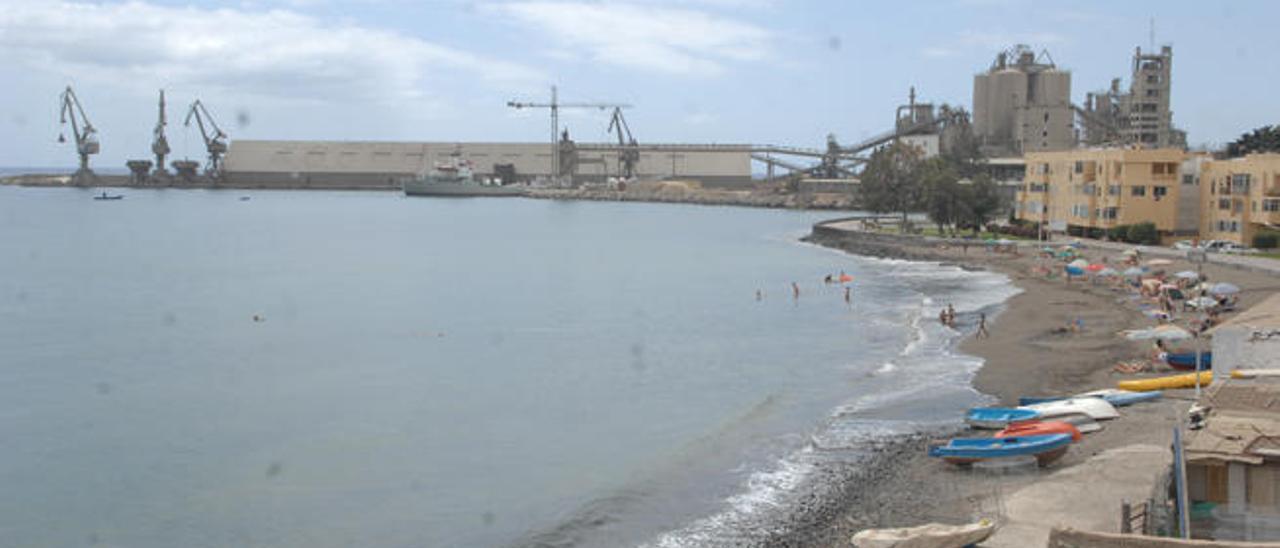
[403,180,525,197]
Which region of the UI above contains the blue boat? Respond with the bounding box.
[965,407,1040,429]
[1097,390,1162,406]
[1017,396,1064,406]
[1166,352,1212,371]
[929,433,1073,465]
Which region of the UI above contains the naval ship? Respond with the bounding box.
[402,153,525,197]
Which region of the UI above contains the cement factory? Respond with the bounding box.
[49,41,1187,195]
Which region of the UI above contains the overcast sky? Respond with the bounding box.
[2,0,1277,168]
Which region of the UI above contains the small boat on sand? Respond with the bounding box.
[996,421,1082,442]
[851,519,996,548]
[1020,398,1119,421]
[965,407,1039,429]
[928,433,1072,466]
[1077,388,1162,407]
[1118,371,1212,392]
[1165,352,1212,371]
[1231,369,1280,379]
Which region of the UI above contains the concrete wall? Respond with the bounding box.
[1047,527,1280,547]
[224,140,753,185]
[1211,328,1280,381]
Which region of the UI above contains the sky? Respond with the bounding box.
[2,0,1278,169]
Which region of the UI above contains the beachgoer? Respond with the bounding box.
[755,289,763,301]
[977,313,988,338]
[939,308,948,325]
[792,282,800,300]
[843,286,851,305]
[946,304,956,327]
[823,274,833,284]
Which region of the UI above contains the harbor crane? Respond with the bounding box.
[183,99,227,177]
[58,85,99,179]
[507,86,631,178]
[606,107,639,179]
[152,90,170,176]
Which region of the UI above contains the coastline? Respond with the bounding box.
[765,220,1280,546]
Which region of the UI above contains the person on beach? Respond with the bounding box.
[823,274,832,284]
[977,313,989,338]
[843,286,851,305]
[755,289,763,301]
[792,282,800,300]
[946,304,956,327]
[939,308,948,326]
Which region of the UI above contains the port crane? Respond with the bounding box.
[507,86,631,178]
[152,90,170,176]
[184,99,227,177]
[58,85,99,178]
[606,107,639,179]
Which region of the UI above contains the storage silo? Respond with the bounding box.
[988,68,1027,144]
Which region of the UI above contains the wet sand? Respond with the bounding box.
[778,228,1280,547]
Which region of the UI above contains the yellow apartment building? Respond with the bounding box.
[1014,148,1199,240]
[1199,153,1280,246]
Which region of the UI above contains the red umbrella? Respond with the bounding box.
[1085,263,1105,272]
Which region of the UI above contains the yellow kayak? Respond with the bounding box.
[1118,371,1213,392]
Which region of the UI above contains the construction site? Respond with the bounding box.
[15,41,1188,208]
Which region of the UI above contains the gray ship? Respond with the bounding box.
[402,153,525,197]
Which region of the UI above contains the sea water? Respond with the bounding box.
[0,186,1018,547]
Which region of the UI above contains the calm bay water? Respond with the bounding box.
[0,186,1016,547]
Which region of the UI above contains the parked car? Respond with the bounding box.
[1172,240,1199,250]
[1203,240,1256,254]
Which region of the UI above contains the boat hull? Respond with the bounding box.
[1020,398,1119,421]
[965,407,1040,430]
[1118,371,1212,391]
[996,421,1083,442]
[929,433,1073,467]
[403,180,525,197]
[1165,352,1212,371]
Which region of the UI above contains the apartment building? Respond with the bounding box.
[1199,153,1280,245]
[1015,147,1197,240]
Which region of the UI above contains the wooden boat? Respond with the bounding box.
[928,433,1072,466]
[1165,352,1212,371]
[964,407,1039,429]
[1020,398,1119,421]
[851,520,996,548]
[93,192,123,200]
[1117,371,1213,392]
[996,421,1082,442]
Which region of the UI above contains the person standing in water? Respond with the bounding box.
[792,282,800,300]
[755,289,763,301]
[843,286,851,305]
[977,313,989,338]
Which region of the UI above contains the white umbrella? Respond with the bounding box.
[996,238,1013,245]
[1174,270,1200,280]
[1122,249,1139,256]
[1098,267,1119,276]
[1187,296,1219,309]
[1145,259,1173,267]
[1069,258,1089,268]
[1210,282,1241,295]
[1122,267,1145,277]
[1123,325,1193,341]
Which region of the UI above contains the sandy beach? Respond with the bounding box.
[778,224,1280,547]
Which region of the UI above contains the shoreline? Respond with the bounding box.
[763,220,1280,546]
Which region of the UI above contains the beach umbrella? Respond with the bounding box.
[1122,249,1139,256]
[1098,267,1119,276]
[1123,267,1146,277]
[1069,258,1089,268]
[1123,325,1193,341]
[1174,270,1200,280]
[1210,282,1240,295]
[1086,263,1106,272]
[1065,265,1085,276]
[996,238,1013,245]
[1145,259,1173,267]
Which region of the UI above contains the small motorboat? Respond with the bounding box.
[93,191,123,200]
[1165,352,1212,371]
[1118,371,1212,392]
[964,407,1040,429]
[851,519,996,548]
[1233,369,1280,379]
[1017,396,1063,406]
[1020,398,1119,421]
[996,421,1083,442]
[928,433,1072,466]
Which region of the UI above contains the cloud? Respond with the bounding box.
[489,2,772,75]
[922,29,1065,61]
[0,0,543,104]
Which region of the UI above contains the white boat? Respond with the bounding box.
[1019,398,1119,421]
[852,520,996,548]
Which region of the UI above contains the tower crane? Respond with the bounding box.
[507,86,630,178]
[184,99,227,177]
[606,107,639,179]
[152,89,170,176]
[58,85,99,179]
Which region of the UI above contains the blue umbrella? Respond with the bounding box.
[1065,265,1085,276]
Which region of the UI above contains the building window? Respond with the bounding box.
[1101,207,1119,220]
[1131,186,1147,197]
[1264,199,1280,212]
[1231,173,1252,194]
[1182,174,1196,185]
[1107,185,1121,196]
[1074,161,1084,174]
[1153,186,1168,199]
[1219,198,1231,210]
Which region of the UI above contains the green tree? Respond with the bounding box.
[1226,124,1280,158]
[860,141,925,231]
[963,173,1002,235]
[920,157,961,236]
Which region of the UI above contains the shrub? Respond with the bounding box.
[1126,222,1159,245]
[1255,231,1279,249]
